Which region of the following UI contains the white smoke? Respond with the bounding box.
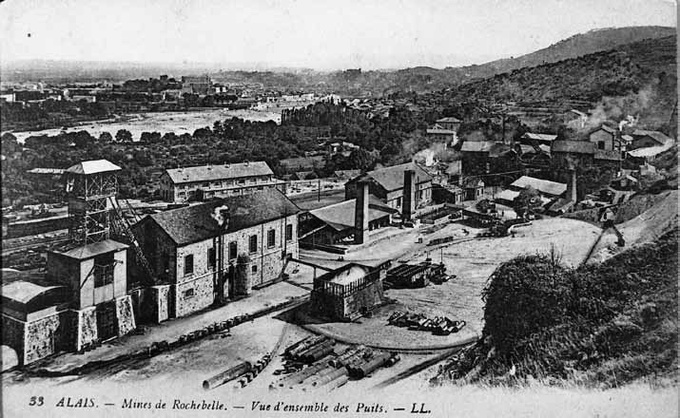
[211,205,230,227]
[618,115,639,131]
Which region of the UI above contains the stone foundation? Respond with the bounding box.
[115,295,136,336]
[75,306,98,351]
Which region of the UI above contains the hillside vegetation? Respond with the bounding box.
[434,223,677,388]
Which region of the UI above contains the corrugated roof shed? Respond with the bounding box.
[309,196,394,232]
[142,188,300,246]
[511,176,567,196]
[64,159,121,175]
[352,162,432,192]
[165,161,273,184]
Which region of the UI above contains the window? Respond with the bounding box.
[208,247,216,268]
[598,142,605,150]
[251,265,258,274]
[396,197,402,207]
[228,241,237,260]
[184,254,194,276]
[285,224,293,241]
[249,235,258,253]
[183,288,195,299]
[267,229,276,248]
[94,252,115,287]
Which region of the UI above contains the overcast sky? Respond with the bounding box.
[0,0,676,70]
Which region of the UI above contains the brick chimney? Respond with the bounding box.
[354,181,369,244]
[403,169,416,221]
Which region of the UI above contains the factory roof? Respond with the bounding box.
[349,162,432,192]
[64,159,121,175]
[164,161,273,184]
[141,188,299,246]
[309,196,394,232]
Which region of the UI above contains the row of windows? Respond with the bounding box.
[174,176,272,190]
[183,224,295,276]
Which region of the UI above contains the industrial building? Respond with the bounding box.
[345,162,433,216]
[309,263,387,321]
[299,188,397,248]
[159,161,283,202]
[132,188,300,321]
[2,160,137,365]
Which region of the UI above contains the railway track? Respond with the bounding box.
[2,234,69,256]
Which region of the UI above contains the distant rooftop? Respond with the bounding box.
[165,161,274,184]
[64,159,121,175]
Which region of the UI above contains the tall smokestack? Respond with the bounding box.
[568,169,577,202]
[403,169,416,221]
[354,181,369,244]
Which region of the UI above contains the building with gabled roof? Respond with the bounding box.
[299,195,396,247]
[160,161,282,202]
[131,188,300,319]
[344,162,433,215]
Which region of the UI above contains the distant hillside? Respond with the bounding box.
[441,35,677,132]
[1,26,675,97]
[463,26,676,80]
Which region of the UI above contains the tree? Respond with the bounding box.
[99,132,113,143]
[513,186,541,220]
[347,148,376,171]
[115,129,133,143]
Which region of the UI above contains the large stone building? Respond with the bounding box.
[345,162,433,215]
[159,161,283,203]
[132,189,300,320]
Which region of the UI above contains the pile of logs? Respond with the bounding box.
[271,337,400,392]
[388,311,466,336]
